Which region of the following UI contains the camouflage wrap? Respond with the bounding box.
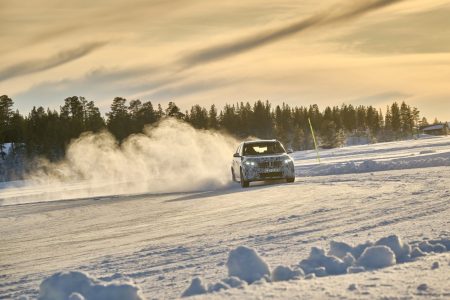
[241,154,295,181]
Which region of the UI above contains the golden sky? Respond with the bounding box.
[1,0,450,121]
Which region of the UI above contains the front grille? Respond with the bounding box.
[258,161,282,168]
[260,172,283,179]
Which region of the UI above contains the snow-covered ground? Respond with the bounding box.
[1,135,449,299]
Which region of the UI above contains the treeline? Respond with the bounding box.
[0,94,432,160]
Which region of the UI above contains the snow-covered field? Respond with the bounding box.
[1,135,450,299]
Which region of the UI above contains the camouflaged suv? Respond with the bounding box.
[231,140,295,188]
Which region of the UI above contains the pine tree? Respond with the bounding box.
[391,102,401,134]
[411,107,420,136]
[291,126,306,150]
[0,95,14,158]
[166,102,185,119]
[188,105,208,129]
[320,121,344,149]
[420,117,429,127]
[400,101,413,136]
[208,104,219,129]
[107,97,130,141]
[138,101,157,127]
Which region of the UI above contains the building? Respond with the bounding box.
[422,123,449,136]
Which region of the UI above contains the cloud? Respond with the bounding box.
[179,0,404,67]
[12,65,184,112]
[0,41,107,81]
[12,64,235,114]
[351,91,412,106]
[146,76,236,100]
[334,4,450,54]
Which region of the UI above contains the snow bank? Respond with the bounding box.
[226,246,270,284]
[38,271,144,300]
[181,235,449,297]
[356,246,396,269]
[301,152,450,177]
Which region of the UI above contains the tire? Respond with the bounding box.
[231,168,236,182]
[240,169,249,188]
[286,177,295,183]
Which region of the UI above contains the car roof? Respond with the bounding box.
[242,139,278,145]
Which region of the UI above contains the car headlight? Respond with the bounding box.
[284,159,292,164]
[244,160,256,166]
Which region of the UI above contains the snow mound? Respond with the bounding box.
[357,246,396,269]
[328,240,373,259]
[328,241,353,258]
[271,265,304,282]
[351,241,374,259]
[181,277,207,298]
[38,271,144,300]
[419,241,447,253]
[375,235,411,262]
[299,246,352,276]
[181,235,450,297]
[226,246,270,284]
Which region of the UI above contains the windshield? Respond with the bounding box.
[243,142,286,156]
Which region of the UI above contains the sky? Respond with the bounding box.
[1,0,450,121]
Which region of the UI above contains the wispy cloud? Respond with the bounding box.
[0,41,107,81]
[335,4,450,54]
[179,0,404,67]
[13,65,185,112]
[351,91,412,105]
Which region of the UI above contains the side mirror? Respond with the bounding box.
[287,149,293,154]
[233,153,240,158]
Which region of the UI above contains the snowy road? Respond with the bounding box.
[1,136,450,299]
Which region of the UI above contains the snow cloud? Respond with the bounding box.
[9,119,237,204]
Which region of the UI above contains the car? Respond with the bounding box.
[231,140,295,188]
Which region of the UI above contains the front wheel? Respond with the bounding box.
[286,177,295,183]
[240,169,249,188]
